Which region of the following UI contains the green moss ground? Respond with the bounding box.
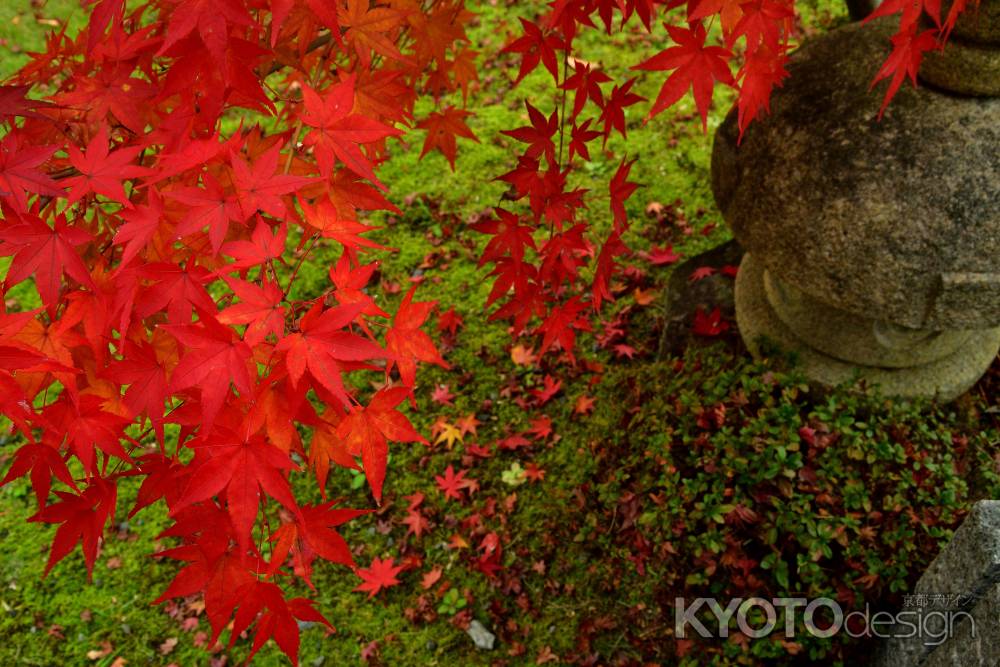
[5,1,999,666]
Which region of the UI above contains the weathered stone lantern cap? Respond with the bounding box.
[712,18,1000,333]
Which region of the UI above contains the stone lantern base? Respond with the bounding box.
[735,253,1000,401]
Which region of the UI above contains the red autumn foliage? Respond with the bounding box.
[0,0,972,663]
[0,0,474,661]
[476,0,974,361]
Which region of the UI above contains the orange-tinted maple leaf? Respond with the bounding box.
[339,0,412,68]
[276,301,384,406]
[301,196,387,251]
[386,286,449,388]
[300,76,401,184]
[337,386,426,502]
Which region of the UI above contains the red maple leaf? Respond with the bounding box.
[339,0,412,68]
[336,386,426,501]
[472,208,537,266]
[135,262,217,323]
[230,143,314,220]
[573,392,596,415]
[153,508,253,640]
[609,157,639,232]
[157,0,252,60]
[567,119,602,162]
[598,78,645,141]
[221,219,287,269]
[217,276,286,347]
[301,196,386,251]
[28,478,117,578]
[107,338,170,434]
[353,556,404,598]
[640,244,681,265]
[729,0,793,54]
[268,501,368,585]
[528,415,553,440]
[172,433,299,549]
[688,0,745,33]
[227,581,332,665]
[276,301,384,406]
[502,101,558,165]
[431,384,455,406]
[420,566,442,589]
[403,507,430,538]
[416,106,479,170]
[0,210,95,307]
[164,311,255,427]
[692,306,730,337]
[1,441,79,509]
[386,286,449,388]
[300,76,400,183]
[435,465,477,501]
[736,46,791,137]
[593,231,628,310]
[329,253,389,318]
[436,306,463,335]
[0,84,51,122]
[0,133,61,212]
[525,462,546,482]
[114,187,165,265]
[870,25,939,116]
[536,296,589,360]
[530,374,563,405]
[44,394,131,475]
[168,171,243,254]
[633,23,735,130]
[689,266,717,282]
[502,17,565,84]
[64,126,147,205]
[561,60,612,119]
[456,413,479,438]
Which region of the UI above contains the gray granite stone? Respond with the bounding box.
[762,270,976,368]
[940,0,1000,45]
[911,501,1000,607]
[875,501,1000,667]
[735,253,1000,401]
[467,620,496,650]
[920,35,1000,96]
[919,584,1000,667]
[712,20,1000,332]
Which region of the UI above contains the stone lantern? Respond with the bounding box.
[711,10,1000,401]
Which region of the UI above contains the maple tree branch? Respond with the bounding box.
[264,31,338,77]
[282,233,322,297]
[557,52,569,171]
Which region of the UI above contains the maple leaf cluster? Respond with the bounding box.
[474,0,973,363]
[0,0,475,662]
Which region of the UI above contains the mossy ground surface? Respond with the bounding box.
[4,2,999,666]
